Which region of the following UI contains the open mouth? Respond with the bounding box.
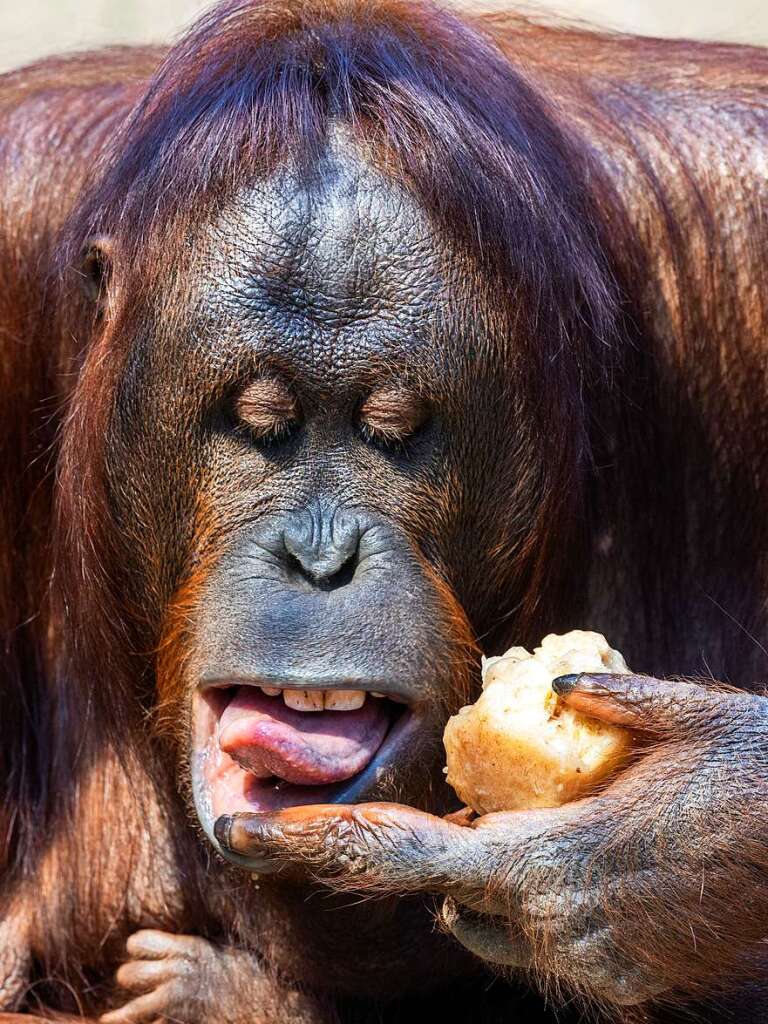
[192,681,416,832]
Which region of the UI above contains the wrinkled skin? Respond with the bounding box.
[95,148,768,1021]
[2,936,320,1024]
[98,143,534,1018]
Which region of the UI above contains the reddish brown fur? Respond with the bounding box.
[1,2,768,1021]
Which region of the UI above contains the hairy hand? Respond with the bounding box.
[215,674,768,1007]
[101,931,237,1024]
[101,930,322,1024]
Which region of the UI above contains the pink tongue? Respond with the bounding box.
[218,687,390,786]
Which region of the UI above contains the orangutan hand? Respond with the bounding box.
[101,930,324,1024]
[215,674,768,1007]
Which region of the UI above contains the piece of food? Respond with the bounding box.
[443,630,633,814]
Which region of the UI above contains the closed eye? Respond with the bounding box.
[235,376,302,444]
[358,385,429,448]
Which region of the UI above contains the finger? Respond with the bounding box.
[444,806,477,826]
[125,930,196,961]
[551,671,741,735]
[215,802,483,896]
[100,984,171,1024]
[441,897,530,967]
[115,958,171,994]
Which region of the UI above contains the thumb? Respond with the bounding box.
[551,671,741,736]
[214,802,484,896]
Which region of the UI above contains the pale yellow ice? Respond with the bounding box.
[443,631,633,814]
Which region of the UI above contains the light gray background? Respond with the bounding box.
[0,0,767,74]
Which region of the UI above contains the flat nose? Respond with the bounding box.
[282,509,361,586]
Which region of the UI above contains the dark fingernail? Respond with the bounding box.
[552,673,582,695]
[213,814,284,873]
[214,814,233,849]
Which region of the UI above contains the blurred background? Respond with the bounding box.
[1,0,767,73]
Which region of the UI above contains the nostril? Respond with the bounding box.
[283,543,359,591]
[318,549,358,591]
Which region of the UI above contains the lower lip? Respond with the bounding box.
[191,692,421,862]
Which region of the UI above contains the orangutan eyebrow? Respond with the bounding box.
[358,385,429,443]
[235,377,301,439]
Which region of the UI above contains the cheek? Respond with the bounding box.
[154,587,201,742]
[153,531,220,739]
[422,564,481,707]
[107,391,210,625]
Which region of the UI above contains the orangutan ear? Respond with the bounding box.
[80,235,115,313]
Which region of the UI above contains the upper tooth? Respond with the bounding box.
[275,689,370,711]
[324,689,366,711]
[371,692,386,698]
[283,689,324,711]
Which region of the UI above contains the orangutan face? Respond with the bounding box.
[103,138,546,862]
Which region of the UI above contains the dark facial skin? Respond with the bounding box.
[188,142,466,836]
[111,134,504,614]
[104,134,550,862]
